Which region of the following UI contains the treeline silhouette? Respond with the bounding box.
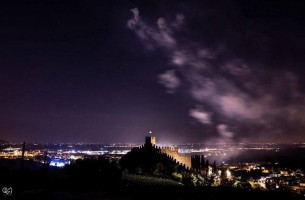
[65,157,122,188]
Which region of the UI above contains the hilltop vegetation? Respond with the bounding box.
[123,174,181,186]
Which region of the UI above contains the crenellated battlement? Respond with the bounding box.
[132,143,191,169]
[131,136,206,170]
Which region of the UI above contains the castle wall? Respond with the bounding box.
[160,147,192,169]
[132,138,195,170]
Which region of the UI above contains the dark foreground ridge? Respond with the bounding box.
[2,176,304,200]
[0,154,303,199]
[11,187,305,200]
[0,162,303,200]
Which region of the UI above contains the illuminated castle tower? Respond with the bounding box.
[145,131,156,147]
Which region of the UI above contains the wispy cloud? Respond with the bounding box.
[158,70,180,93]
[127,8,176,50]
[189,108,211,124]
[127,8,305,141]
[217,124,234,138]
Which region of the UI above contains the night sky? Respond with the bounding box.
[1,0,305,144]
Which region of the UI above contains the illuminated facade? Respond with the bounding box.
[145,136,156,146]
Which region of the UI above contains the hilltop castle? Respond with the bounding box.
[131,136,205,170]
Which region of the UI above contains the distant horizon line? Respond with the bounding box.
[1,140,305,146]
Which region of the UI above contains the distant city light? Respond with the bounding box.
[49,159,69,167]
